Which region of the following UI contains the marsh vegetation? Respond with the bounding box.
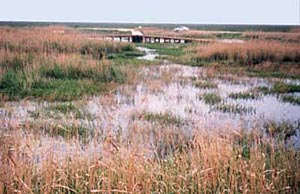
[0,26,300,193]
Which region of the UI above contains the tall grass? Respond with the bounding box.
[0,125,299,193]
[0,27,133,100]
[244,31,300,43]
[196,40,300,65]
[0,26,126,56]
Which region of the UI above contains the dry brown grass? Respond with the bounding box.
[244,31,300,43]
[196,40,300,65]
[0,26,80,53]
[0,125,299,193]
[0,26,129,73]
[0,26,127,55]
[1,26,300,193]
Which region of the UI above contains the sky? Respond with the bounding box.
[0,0,299,25]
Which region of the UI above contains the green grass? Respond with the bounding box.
[0,69,108,101]
[201,92,256,114]
[0,69,25,97]
[41,65,97,80]
[214,102,256,114]
[141,43,210,66]
[247,69,300,79]
[111,57,159,67]
[201,93,222,105]
[107,50,144,60]
[193,80,217,89]
[0,60,127,101]
[137,43,187,56]
[270,82,300,93]
[215,33,244,39]
[229,91,258,100]
[142,112,183,126]
[280,95,300,105]
[137,43,201,65]
[256,82,300,94]
[29,79,104,101]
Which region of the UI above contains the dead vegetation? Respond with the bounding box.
[195,40,300,70]
[0,125,299,193]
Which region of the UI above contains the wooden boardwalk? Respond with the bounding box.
[93,34,213,44]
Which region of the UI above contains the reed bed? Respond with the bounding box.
[1,27,300,194]
[0,26,126,56]
[244,31,300,43]
[0,27,135,101]
[196,40,300,66]
[0,124,299,193]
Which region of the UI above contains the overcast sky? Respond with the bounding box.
[0,0,299,25]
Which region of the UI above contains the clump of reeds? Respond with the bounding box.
[141,112,183,126]
[201,92,222,105]
[256,82,300,94]
[280,95,300,105]
[229,91,259,100]
[193,80,217,89]
[214,102,256,114]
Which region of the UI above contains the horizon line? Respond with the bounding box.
[0,19,299,26]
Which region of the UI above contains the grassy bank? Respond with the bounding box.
[0,27,146,101]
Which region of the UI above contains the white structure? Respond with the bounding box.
[173,26,190,32]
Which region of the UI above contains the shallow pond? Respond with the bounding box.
[1,48,299,133]
[108,64,300,131]
[1,47,300,162]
